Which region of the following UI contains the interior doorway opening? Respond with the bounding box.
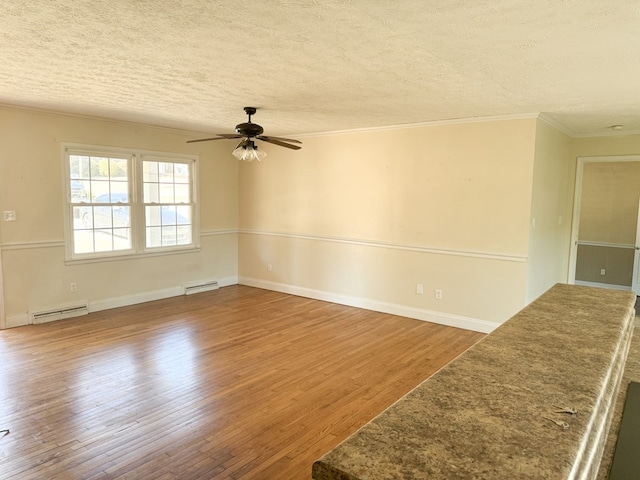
[569,156,640,295]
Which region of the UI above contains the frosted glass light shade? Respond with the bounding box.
[232,140,267,162]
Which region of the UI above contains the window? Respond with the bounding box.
[143,160,192,248]
[63,145,198,260]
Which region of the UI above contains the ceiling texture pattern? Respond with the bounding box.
[1,1,639,137]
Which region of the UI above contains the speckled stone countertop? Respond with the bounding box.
[313,284,636,480]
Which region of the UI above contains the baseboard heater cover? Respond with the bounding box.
[184,280,219,295]
[30,303,89,324]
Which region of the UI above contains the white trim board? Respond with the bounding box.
[3,275,239,329]
[0,229,236,252]
[238,276,499,334]
[239,229,527,263]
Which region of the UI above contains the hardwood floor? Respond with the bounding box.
[0,286,484,479]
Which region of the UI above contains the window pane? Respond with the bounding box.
[71,180,89,202]
[113,206,130,227]
[111,158,128,178]
[70,155,91,180]
[74,230,94,254]
[112,228,131,249]
[176,206,191,224]
[161,206,177,225]
[162,226,177,246]
[93,206,113,228]
[159,184,175,203]
[175,184,189,203]
[159,162,174,182]
[91,180,109,200]
[146,226,162,248]
[94,229,114,252]
[72,207,83,226]
[144,182,159,203]
[78,207,93,229]
[110,182,128,200]
[91,157,110,179]
[146,206,162,227]
[174,164,189,183]
[143,161,158,182]
[177,225,192,245]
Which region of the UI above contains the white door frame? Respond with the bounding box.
[632,198,640,295]
[568,155,640,286]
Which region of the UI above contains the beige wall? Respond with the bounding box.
[575,245,633,286]
[525,119,574,302]
[0,107,239,327]
[239,118,540,329]
[573,134,640,158]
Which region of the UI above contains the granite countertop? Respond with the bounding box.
[313,284,636,480]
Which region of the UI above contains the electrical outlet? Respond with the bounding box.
[600,268,606,276]
[70,282,77,293]
[267,264,273,272]
[435,289,443,300]
[416,283,424,295]
[3,211,16,222]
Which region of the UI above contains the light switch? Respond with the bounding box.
[3,211,16,222]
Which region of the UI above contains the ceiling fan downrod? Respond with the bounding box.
[244,106,257,123]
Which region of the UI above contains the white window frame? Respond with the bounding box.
[62,143,200,263]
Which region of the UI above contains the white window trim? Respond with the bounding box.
[62,143,200,263]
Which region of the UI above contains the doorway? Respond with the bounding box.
[569,156,640,292]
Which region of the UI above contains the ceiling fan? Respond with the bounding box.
[187,107,302,161]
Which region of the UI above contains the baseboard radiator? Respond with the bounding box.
[30,303,89,324]
[183,280,219,295]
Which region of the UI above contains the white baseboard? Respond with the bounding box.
[3,275,239,329]
[89,286,184,313]
[90,275,238,313]
[238,276,499,333]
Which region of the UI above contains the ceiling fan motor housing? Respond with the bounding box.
[235,122,264,137]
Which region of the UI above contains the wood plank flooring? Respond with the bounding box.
[0,285,484,479]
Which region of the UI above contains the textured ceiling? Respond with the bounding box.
[1,1,639,137]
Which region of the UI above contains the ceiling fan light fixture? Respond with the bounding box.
[232,140,267,162]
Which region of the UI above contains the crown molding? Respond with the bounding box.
[0,102,215,137]
[295,113,541,138]
[537,113,577,137]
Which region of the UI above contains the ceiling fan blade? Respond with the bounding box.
[216,133,245,138]
[186,134,242,144]
[256,136,302,150]
[258,135,302,144]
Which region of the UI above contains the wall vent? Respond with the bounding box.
[184,280,219,296]
[30,303,89,324]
